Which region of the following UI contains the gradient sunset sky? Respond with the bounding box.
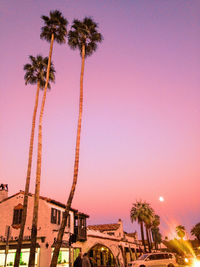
[0,0,200,236]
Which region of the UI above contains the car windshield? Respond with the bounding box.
[138,254,149,260]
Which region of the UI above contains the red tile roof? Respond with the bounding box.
[0,191,89,217]
[88,223,120,232]
[126,232,137,238]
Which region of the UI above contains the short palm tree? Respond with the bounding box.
[191,223,200,243]
[14,55,55,267]
[130,201,154,252]
[176,225,186,240]
[50,17,102,267]
[151,215,161,250]
[151,227,162,250]
[143,205,154,252]
[29,10,67,267]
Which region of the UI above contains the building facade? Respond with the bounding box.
[0,184,88,267]
[75,220,141,267]
[0,185,140,267]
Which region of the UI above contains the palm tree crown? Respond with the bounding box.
[68,17,103,57]
[24,55,55,88]
[40,10,68,44]
[130,201,154,224]
[152,214,160,228]
[176,225,186,239]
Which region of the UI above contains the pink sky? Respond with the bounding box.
[0,0,200,236]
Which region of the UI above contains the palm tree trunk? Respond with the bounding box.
[140,221,146,252]
[50,44,85,267]
[14,82,40,267]
[28,34,54,267]
[149,228,152,244]
[152,229,156,251]
[155,239,158,251]
[146,226,151,252]
[148,228,152,252]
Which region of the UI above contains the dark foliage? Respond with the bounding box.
[24,55,55,88]
[68,17,103,57]
[40,10,68,44]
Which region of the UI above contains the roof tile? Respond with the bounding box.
[88,223,120,232]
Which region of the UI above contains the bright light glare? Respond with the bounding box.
[159,196,164,202]
[193,260,200,267]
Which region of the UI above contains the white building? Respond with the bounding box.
[0,184,88,267]
[75,220,141,267]
[0,185,140,267]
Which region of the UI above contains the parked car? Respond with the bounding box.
[128,252,177,267]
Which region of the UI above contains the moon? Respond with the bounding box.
[159,196,164,202]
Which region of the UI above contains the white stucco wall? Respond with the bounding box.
[0,192,75,267]
[0,192,73,245]
[73,229,138,267]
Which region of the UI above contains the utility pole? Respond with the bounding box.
[4,226,11,267]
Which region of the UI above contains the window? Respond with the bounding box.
[51,208,61,225]
[67,214,70,227]
[155,254,165,260]
[12,204,23,226]
[80,217,86,228]
[62,212,70,227]
[13,209,23,225]
[138,254,149,261]
[148,255,157,261]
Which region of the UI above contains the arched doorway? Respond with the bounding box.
[88,244,116,267]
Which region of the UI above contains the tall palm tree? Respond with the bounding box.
[176,225,186,240]
[50,17,102,267]
[14,55,55,267]
[130,201,154,252]
[28,10,67,267]
[191,223,200,243]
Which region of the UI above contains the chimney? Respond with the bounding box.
[0,184,8,202]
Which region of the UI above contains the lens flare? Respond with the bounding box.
[193,260,200,267]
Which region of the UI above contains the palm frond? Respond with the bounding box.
[40,10,68,44]
[130,200,155,225]
[24,55,55,89]
[68,17,103,58]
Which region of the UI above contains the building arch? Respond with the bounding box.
[87,243,117,267]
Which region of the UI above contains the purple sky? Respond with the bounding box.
[0,0,200,237]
